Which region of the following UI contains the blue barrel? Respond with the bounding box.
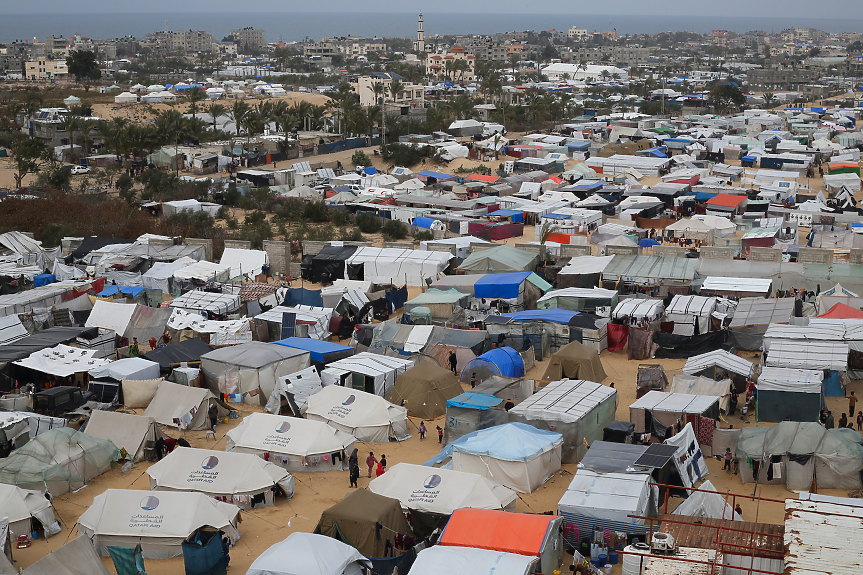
[598,554,607,566]
[609,551,619,564]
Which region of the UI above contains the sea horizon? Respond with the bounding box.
[2,12,862,45]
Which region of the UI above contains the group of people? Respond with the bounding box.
[347,449,387,487]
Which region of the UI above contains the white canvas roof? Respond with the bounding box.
[321,352,414,397]
[756,367,823,393]
[169,290,240,315]
[630,390,719,414]
[509,379,615,424]
[219,247,269,278]
[666,295,716,317]
[368,462,517,515]
[537,287,619,303]
[142,380,217,430]
[167,308,249,335]
[306,385,408,442]
[142,261,193,292]
[765,340,849,371]
[147,446,292,497]
[665,422,709,488]
[226,412,354,458]
[558,469,652,524]
[86,299,137,334]
[77,489,240,559]
[254,306,334,339]
[88,356,161,382]
[247,533,371,575]
[410,546,537,575]
[83,411,163,463]
[558,256,615,276]
[345,247,452,286]
[613,298,664,320]
[14,344,109,377]
[671,479,741,521]
[682,349,755,378]
[701,276,772,294]
[19,536,112,575]
[667,375,731,412]
[201,341,310,399]
[0,314,28,346]
[173,260,231,282]
[728,298,794,327]
[0,483,58,540]
[267,366,322,415]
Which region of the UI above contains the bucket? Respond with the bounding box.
[603,565,613,575]
[609,551,619,564]
[598,554,607,566]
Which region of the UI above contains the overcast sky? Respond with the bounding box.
[7,0,863,17]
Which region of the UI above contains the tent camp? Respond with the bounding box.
[345,247,452,286]
[472,272,552,310]
[404,288,468,322]
[78,489,240,559]
[143,380,231,430]
[314,489,413,558]
[254,305,335,341]
[247,533,371,575]
[629,391,720,438]
[458,244,538,273]
[147,446,294,505]
[756,367,823,422]
[0,427,118,496]
[141,338,213,375]
[19,536,113,575]
[444,392,509,445]
[368,463,517,537]
[536,287,619,313]
[266,366,322,416]
[671,479,742,521]
[682,349,755,382]
[439,508,563,575]
[200,342,311,404]
[540,340,607,385]
[558,469,657,546]
[450,423,563,493]
[85,299,172,342]
[462,347,525,384]
[83,411,164,463]
[308,245,358,283]
[508,378,617,463]
[88,356,161,383]
[664,295,717,336]
[727,298,795,351]
[387,362,464,420]
[410,546,537,575]
[219,247,268,279]
[226,412,354,473]
[321,352,414,397]
[736,421,863,490]
[0,483,60,540]
[667,374,732,414]
[306,385,409,442]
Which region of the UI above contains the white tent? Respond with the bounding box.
[200,342,310,404]
[672,479,742,521]
[226,412,354,473]
[147,446,294,505]
[667,375,732,413]
[665,422,710,488]
[88,356,161,382]
[143,380,228,430]
[665,295,717,336]
[114,92,138,104]
[0,483,60,540]
[122,377,163,408]
[14,344,109,377]
[368,463,517,515]
[558,470,657,544]
[142,260,194,293]
[451,423,563,493]
[219,247,269,279]
[247,533,371,575]
[345,247,452,286]
[320,352,414,397]
[306,385,409,442]
[629,391,720,437]
[83,411,164,463]
[613,298,665,325]
[85,299,136,334]
[173,260,232,283]
[254,305,335,340]
[168,290,240,315]
[19,536,113,575]
[167,308,250,338]
[682,349,755,380]
[78,489,240,559]
[693,214,737,237]
[410,546,537,575]
[266,366,322,415]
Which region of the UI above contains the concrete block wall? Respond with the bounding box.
[223,239,252,251]
[384,242,415,249]
[851,249,863,266]
[427,243,457,257]
[749,247,782,262]
[797,247,833,265]
[263,240,291,275]
[605,245,639,256]
[560,244,592,258]
[652,246,686,258]
[184,238,213,261]
[700,247,735,260]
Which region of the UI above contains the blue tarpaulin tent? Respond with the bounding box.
[694,191,719,203]
[446,392,503,410]
[182,528,227,575]
[501,309,578,324]
[283,288,323,307]
[415,170,455,181]
[98,285,146,298]
[463,347,525,378]
[489,209,525,223]
[33,274,56,287]
[363,167,378,175]
[272,337,353,364]
[413,216,437,229]
[474,272,533,299]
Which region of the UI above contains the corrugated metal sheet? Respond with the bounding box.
[765,340,849,371]
[702,276,773,294]
[785,498,863,575]
[729,298,794,327]
[682,349,755,378]
[764,323,847,341]
[603,255,699,283]
[643,547,714,575]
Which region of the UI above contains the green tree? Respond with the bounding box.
[356,212,382,234]
[382,219,407,240]
[186,87,207,121]
[709,83,745,114]
[351,150,371,167]
[66,50,102,83]
[205,102,226,133]
[10,133,49,188]
[116,173,136,203]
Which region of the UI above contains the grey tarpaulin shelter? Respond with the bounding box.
[629,390,720,438]
[682,349,754,384]
[727,298,795,351]
[83,411,164,463]
[143,380,232,430]
[508,379,617,463]
[320,352,413,397]
[19,536,113,575]
[444,392,508,445]
[755,367,824,423]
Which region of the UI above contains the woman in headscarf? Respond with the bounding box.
[348,448,359,488]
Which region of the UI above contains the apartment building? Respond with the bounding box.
[144,30,214,54]
[564,45,655,67]
[568,27,590,42]
[25,58,68,80]
[230,28,267,53]
[354,72,424,108]
[427,45,475,82]
[746,68,818,90]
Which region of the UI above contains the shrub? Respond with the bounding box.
[356,212,382,234]
[380,143,426,167]
[413,230,434,242]
[116,174,135,203]
[302,200,330,223]
[351,150,370,167]
[382,219,407,241]
[339,227,364,242]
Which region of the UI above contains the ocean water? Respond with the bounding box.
[2,12,863,44]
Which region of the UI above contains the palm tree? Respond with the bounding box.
[371,81,385,106]
[206,102,226,133]
[228,100,250,136]
[59,114,80,158]
[79,118,100,158]
[450,94,475,120]
[186,87,207,121]
[389,80,405,103]
[508,54,520,74]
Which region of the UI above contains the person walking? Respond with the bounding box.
[723,448,732,472]
[418,421,426,441]
[380,454,387,471]
[857,411,862,432]
[208,402,219,432]
[448,352,458,375]
[850,392,857,419]
[470,373,477,388]
[348,448,359,488]
[840,413,848,429]
[375,461,385,477]
[129,338,140,357]
[366,451,378,478]
[437,425,443,444]
[826,411,835,429]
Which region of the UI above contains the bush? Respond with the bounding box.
[380,143,426,167]
[116,174,135,203]
[351,150,371,167]
[413,230,434,242]
[382,219,408,241]
[302,200,330,223]
[331,207,352,227]
[339,227,364,242]
[356,212,382,234]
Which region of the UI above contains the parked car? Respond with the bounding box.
[70,165,90,175]
[33,386,89,417]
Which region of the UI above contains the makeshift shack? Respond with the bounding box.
[671,479,742,521]
[682,349,755,386]
[387,362,464,420]
[457,244,538,273]
[201,342,311,404]
[271,337,354,367]
[536,287,619,313]
[755,367,823,422]
[345,247,452,286]
[306,385,409,442]
[143,380,232,431]
[404,288,468,322]
[444,392,508,444]
[83,411,164,463]
[141,338,213,375]
[462,347,525,384]
[321,352,414,397]
[508,378,616,463]
[540,340,607,385]
[308,245,358,283]
[665,295,717,336]
[629,390,720,439]
[491,309,583,358]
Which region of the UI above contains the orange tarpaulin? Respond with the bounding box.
[817,302,863,319]
[438,508,557,556]
[706,194,746,208]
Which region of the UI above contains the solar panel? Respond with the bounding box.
[633,443,678,468]
[280,312,297,339]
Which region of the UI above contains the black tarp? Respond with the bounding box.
[0,327,96,363]
[141,338,213,375]
[652,330,727,359]
[310,245,358,283]
[67,236,133,262]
